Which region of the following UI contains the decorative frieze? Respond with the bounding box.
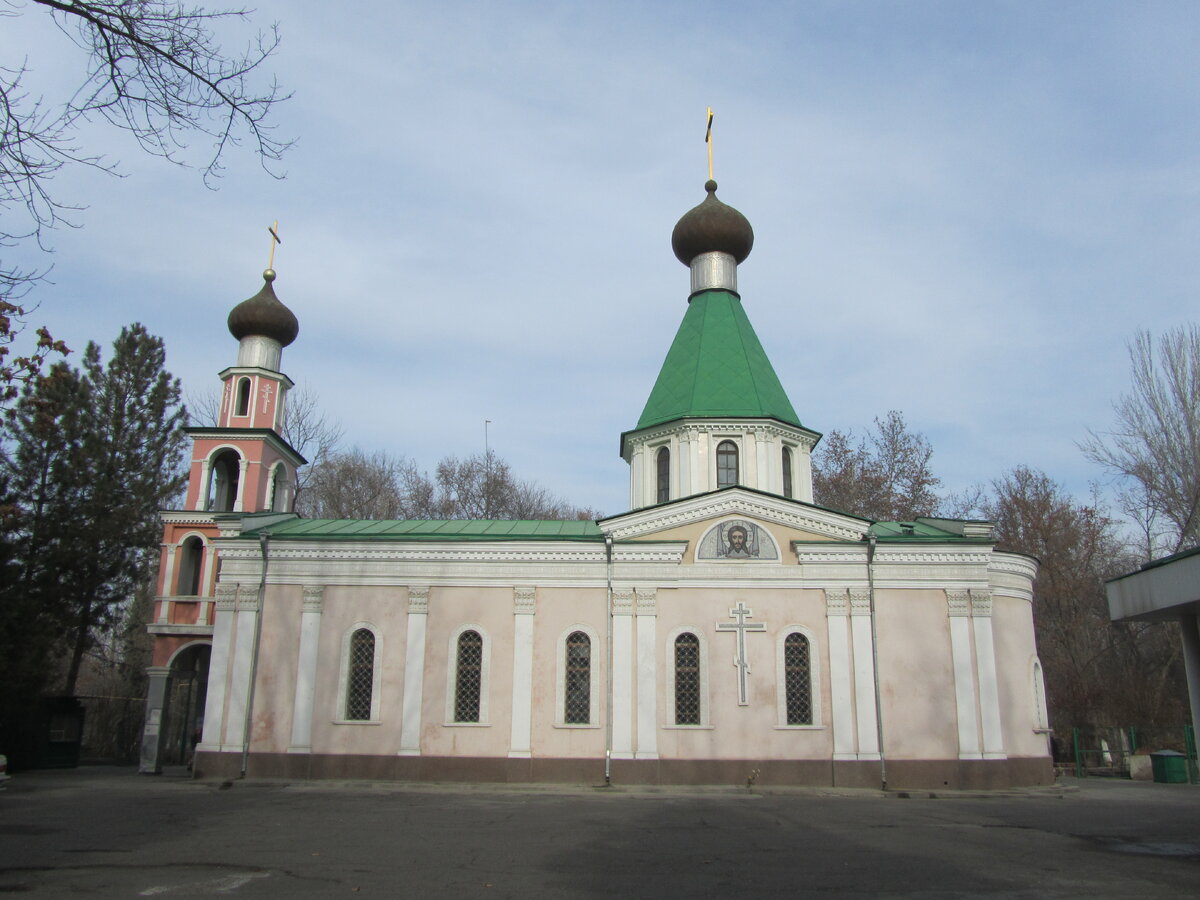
[215,583,239,612]
[825,589,849,617]
[408,585,430,615]
[301,584,324,614]
[635,587,658,615]
[849,590,871,617]
[514,586,537,615]
[947,590,972,617]
[611,588,635,615]
[237,593,261,612]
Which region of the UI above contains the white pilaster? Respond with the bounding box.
[509,587,536,758]
[826,590,856,759]
[677,432,691,499]
[611,588,635,758]
[399,587,430,756]
[196,459,211,511]
[162,544,178,599]
[198,584,238,751]
[287,585,324,753]
[948,591,982,759]
[971,591,1006,759]
[635,588,658,759]
[222,589,259,751]
[849,591,880,759]
[630,449,643,509]
[754,428,769,493]
[234,458,249,512]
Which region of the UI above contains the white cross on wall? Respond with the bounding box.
[716,601,766,706]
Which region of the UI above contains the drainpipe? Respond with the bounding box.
[240,532,270,778]
[867,534,887,791]
[604,534,614,786]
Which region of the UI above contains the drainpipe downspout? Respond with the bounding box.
[867,534,887,791]
[604,534,614,786]
[240,532,270,778]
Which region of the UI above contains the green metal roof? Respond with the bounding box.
[634,290,802,431]
[240,518,605,541]
[868,520,990,542]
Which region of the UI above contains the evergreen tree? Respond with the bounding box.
[0,324,187,710]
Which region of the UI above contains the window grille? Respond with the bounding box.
[345,628,375,720]
[564,631,591,724]
[656,447,670,504]
[675,633,701,725]
[455,630,483,722]
[716,441,738,489]
[782,446,794,499]
[784,632,812,725]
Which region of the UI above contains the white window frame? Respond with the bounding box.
[775,625,824,729]
[554,624,601,728]
[334,622,383,725]
[1032,657,1050,732]
[444,624,491,726]
[664,626,712,729]
[714,437,740,489]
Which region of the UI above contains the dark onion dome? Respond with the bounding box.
[227,269,299,347]
[671,179,754,266]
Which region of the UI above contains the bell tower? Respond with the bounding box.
[141,261,305,774]
[185,267,305,514]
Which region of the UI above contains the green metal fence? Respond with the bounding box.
[1073,724,1197,783]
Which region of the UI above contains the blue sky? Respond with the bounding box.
[4,1,1198,517]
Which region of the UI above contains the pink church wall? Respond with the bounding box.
[421,587,515,758]
[992,596,1047,759]
[875,590,958,760]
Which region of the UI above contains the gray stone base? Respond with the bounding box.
[193,751,1054,790]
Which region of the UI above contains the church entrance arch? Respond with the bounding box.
[160,643,211,766]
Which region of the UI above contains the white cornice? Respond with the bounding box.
[622,418,821,458]
[603,488,868,542]
[159,510,220,526]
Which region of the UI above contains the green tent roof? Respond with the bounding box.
[634,290,802,431]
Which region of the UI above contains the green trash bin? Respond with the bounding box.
[1150,750,1188,784]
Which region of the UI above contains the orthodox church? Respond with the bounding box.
[140,179,1053,789]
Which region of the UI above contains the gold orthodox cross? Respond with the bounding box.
[267,220,282,269]
[705,107,714,180]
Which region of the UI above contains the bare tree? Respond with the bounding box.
[1082,325,1200,557]
[2,1,290,397]
[812,410,941,521]
[299,447,601,521]
[965,466,1187,732]
[296,448,408,519]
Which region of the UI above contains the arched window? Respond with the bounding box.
[235,377,251,417]
[564,631,591,724]
[656,447,670,504]
[175,536,204,596]
[782,446,794,499]
[784,632,812,725]
[716,440,738,489]
[455,629,483,723]
[208,449,241,512]
[674,633,701,725]
[269,464,289,512]
[345,628,376,721]
[1033,659,1049,730]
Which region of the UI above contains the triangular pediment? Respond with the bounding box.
[599,487,870,544]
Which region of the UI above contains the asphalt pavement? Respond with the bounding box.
[1,766,1197,897]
